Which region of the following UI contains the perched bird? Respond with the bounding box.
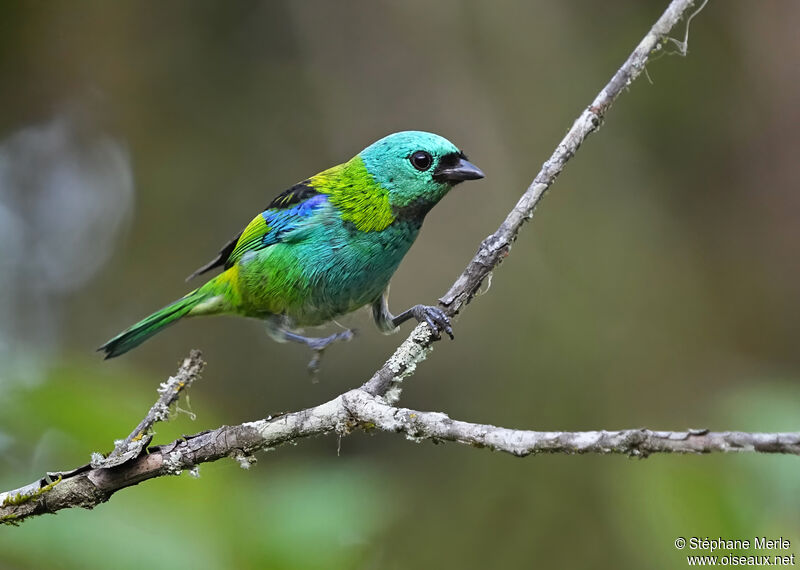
[100,131,484,367]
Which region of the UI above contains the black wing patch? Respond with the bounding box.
[267,180,319,209]
[185,230,242,282]
[185,181,321,282]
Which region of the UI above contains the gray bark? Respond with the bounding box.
[1,0,739,528]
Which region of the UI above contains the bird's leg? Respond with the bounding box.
[266,316,354,373]
[371,289,453,340]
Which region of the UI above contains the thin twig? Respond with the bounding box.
[0,0,720,526]
[97,350,205,468]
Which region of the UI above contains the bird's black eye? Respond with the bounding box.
[410,150,433,171]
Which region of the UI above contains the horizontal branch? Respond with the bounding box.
[3,377,798,524]
[0,367,347,524]
[343,391,800,457]
[0,0,725,526]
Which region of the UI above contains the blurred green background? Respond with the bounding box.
[2,1,799,568]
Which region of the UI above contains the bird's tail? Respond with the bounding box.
[99,288,208,359]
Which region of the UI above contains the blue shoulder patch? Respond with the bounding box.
[261,193,328,246]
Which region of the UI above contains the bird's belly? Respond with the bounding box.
[235,223,418,326]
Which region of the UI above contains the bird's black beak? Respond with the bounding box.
[433,153,485,183]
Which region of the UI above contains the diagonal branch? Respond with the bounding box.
[362,0,704,401]
[3,373,798,524]
[0,0,729,526]
[96,350,205,468]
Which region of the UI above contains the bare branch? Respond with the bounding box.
[96,350,205,468]
[343,391,800,458]
[362,0,703,401]
[0,0,729,526]
[0,359,350,524]
[4,380,799,524]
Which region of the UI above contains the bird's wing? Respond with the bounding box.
[186,181,323,281]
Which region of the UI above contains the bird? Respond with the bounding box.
[99,131,484,368]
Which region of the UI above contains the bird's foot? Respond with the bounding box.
[306,329,355,375]
[406,305,454,340]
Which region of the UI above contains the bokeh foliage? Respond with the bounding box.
[1,1,799,568]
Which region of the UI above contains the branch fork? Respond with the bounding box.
[6,1,777,528]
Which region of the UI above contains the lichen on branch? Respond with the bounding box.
[0,0,743,527]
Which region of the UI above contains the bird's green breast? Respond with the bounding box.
[204,144,450,326]
[233,201,421,326]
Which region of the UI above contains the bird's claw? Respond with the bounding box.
[411,305,454,340]
[307,329,355,375]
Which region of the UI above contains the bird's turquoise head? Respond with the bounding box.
[358,131,484,210]
[310,131,483,232]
